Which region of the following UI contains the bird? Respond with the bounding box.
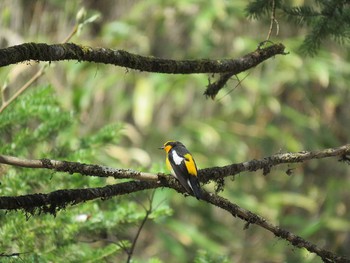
[160,140,202,199]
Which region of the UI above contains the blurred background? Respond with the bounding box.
[0,0,349,262]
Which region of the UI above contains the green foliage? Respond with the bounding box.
[1,0,350,262]
[0,87,173,262]
[246,0,350,55]
[0,86,72,156]
[245,0,275,19]
[194,250,229,263]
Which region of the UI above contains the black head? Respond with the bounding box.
[159,140,184,152]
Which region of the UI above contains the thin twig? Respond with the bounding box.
[217,73,250,101]
[0,66,46,113]
[126,191,155,263]
[62,25,78,44]
[266,0,279,41]
[0,22,79,114]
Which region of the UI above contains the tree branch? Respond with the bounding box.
[0,155,158,181]
[0,66,45,114]
[203,72,235,99]
[199,143,350,183]
[0,42,286,74]
[202,192,350,263]
[1,144,349,186]
[0,176,348,262]
[2,144,349,186]
[203,42,286,98]
[0,180,159,214]
[1,144,349,261]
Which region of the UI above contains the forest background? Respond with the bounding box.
[0,0,349,262]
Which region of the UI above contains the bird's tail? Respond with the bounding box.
[189,176,202,200]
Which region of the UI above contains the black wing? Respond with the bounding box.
[168,148,202,199]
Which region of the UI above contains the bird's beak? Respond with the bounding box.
[158,146,164,150]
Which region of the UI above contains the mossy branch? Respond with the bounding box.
[1,144,348,186]
[0,143,349,263]
[0,42,286,74]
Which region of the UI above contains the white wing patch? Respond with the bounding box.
[187,179,194,191]
[172,150,184,165]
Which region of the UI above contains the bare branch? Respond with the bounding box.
[0,177,348,262]
[0,152,349,262]
[0,180,337,262]
[0,43,286,74]
[0,66,45,114]
[202,192,350,263]
[203,42,286,98]
[1,144,349,261]
[204,72,235,99]
[0,181,159,214]
[1,144,349,186]
[266,0,279,41]
[199,144,350,182]
[0,155,158,181]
